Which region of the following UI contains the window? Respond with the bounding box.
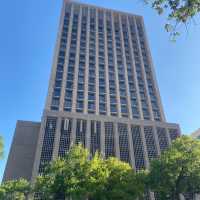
[99,95,105,103]
[64,99,72,108]
[55,80,62,88]
[78,83,84,91]
[88,93,95,101]
[88,102,95,110]
[52,98,60,107]
[56,72,63,80]
[110,96,116,104]
[53,89,61,97]
[66,82,73,89]
[88,84,95,92]
[99,86,105,94]
[77,101,84,109]
[121,105,128,113]
[120,97,127,105]
[77,92,84,100]
[99,103,106,111]
[111,105,117,113]
[65,90,72,98]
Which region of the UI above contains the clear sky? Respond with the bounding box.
[0,0,200,181]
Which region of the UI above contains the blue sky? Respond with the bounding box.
[0,0,200,181]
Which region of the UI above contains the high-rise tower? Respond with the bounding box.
[4,1,180,199]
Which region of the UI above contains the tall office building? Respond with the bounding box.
[4,1,181,199]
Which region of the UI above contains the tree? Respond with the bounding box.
[35,144,91,200]
[147,136,200,200]
[0,136,4,159]
[145,0,200,38]
[0,179,31,200]
[102,157,146,200]
[35,144,145,200]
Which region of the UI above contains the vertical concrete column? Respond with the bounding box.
[72,6,82,112]
[59,4,74,111]
[126,16,143,120]
[111,12,121,117]
[83,8,90,114]
[103,10,111,116]
[86,119,91,151]
[71,118,77,145]
[114,122,120,159]
[152,125,161,156]
[127,124,136,169]
[52,117,62,160]
[100,120,105,157]
[166,128,172,145]
[118,15,133,119]
[134,17,154,121]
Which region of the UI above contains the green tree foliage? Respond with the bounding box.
[0,179,31,200]
[35,144,144,200]
[102,157,146,200]
[145,0,200,39]
[147,136,200,200]
[35,145,91,199]
[0,136,4,159]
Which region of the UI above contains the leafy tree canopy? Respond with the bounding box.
[145,0,200,39]
[0,179,31,200]
[35,144,145,200]
[147,136,200,200]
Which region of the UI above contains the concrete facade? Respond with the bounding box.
[3,121,40,182]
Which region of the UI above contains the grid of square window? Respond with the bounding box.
[64,5,80,112]
[38,115,179,177]
[90,121,101,155]
[136,19,161,121]
[58,118,72,157]
[131,125,145,170]
[118,123,130,163]
[39,117,57,173]
[144,126,158,161]
[156,127,169,152]
[168,128,180,141]
[104,122,115,158]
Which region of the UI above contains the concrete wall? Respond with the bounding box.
[3,121,40,182]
